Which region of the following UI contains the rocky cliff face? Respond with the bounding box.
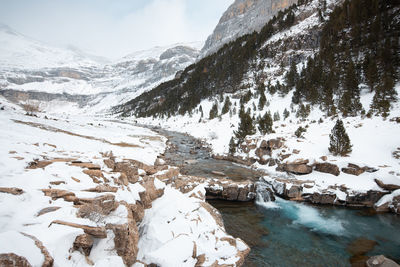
[200,0,298,57]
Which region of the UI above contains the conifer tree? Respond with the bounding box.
[234,105,255,142]
[258,111,273,135]
[209,102,219,120]
[273,111,280,121]
[258,91,266,110]
[221,96,232,115]
[370,73,397,117]
[229,137,236,155]
[338,59,362,117]
[285,60,298,88]
[365,55,378,92]
[283,108,290,120]
[329,119,352,156]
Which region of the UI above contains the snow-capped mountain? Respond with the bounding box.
[0,24,201,113]
[0,23,100,70]
[200,0,298,58]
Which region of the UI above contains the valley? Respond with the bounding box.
[1,0,400,266]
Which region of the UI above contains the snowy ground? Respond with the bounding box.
[0,96,248,266]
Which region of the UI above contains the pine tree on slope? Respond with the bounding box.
[235,105,256,143]
[258,111,273,135]
[329,119,352,156]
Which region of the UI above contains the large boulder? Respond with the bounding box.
[308,193,337,205]
[342,163,377,176]
[256,138,284,159]
[278,159,312,175]
[114,162,139,183]
[73,234,93,256]
[286,185,303,200]
[367,255,400,267]
[315,162,340,176]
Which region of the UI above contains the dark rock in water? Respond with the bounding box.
[315,162,340,176]
[367,255,400,267]
[347,238,378,267]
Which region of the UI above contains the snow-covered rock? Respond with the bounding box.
[0,102,248,266]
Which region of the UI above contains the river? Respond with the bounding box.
[151,126,400,266]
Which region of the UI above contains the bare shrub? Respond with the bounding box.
[22,102,41,116]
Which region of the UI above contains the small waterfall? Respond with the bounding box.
[256,182,276,203]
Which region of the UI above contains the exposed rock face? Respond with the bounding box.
[375,179,400,191]
[277,159,312,175]
[200,0,298,57]
[73,234,93,256]
[342,163,366,176]
[367,255,400,267]
[255,138,284,159]
[346,191,387,208]
[0,187,24,195]
[308,193,337,205]
[315,162,340,176]
[205,180,256,201]
[0,253,32,267]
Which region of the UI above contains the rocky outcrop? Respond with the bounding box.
[200,0,298,57]
[20,233,54,267]
[375,179,400,191]
[73,234,93,256]
[346,191,387,208]
[0,253,32,267]
[255,138,284,159]
[77,194,119,220]
[374,190,400,214]
[49,220,107,238]
[0,187,24,195]
[342,163,378,176]
[206,182,256,201]
[164,175,256,202]
[314,162,340,176]
[277,159,312,175]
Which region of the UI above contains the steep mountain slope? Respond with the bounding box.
[117,0,400,213]
[0,25,201,114]
[200,0,298,58]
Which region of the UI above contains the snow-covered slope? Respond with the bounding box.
[0,24,201,113]
[0,24,99,70]
[0,96,249,266]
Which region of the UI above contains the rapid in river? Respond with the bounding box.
[152,126,400,266]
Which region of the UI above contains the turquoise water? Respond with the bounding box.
[209,198,400,267]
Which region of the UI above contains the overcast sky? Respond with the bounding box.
[0,0,233,59]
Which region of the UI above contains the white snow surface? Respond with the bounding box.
[0,99,246,266]
[138,186,246,267]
